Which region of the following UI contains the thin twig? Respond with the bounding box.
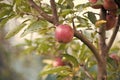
[50,0,59,26]
[28,0,54,23]
[72,18,76,31]
[107,15,120,51]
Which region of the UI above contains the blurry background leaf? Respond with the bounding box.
[21,20,48,37]
[86,11,97,24]
[5,23,26,39]
[63,54,79,67]
[40,66,70,76]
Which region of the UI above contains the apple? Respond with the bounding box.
[109,54,120,61]
[55,24,74,43]
[91,5,103,9]
[103,0,118,10]
[89,0,97,4]
[88,0,103,9]
[114,0,120,8]
[53,57,65,67]
[105,13,117,30]
[108,10,117,17]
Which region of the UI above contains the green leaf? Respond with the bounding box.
[60,9,73,17]
[66,0,74,8]
[76,16,88,27]
[80,44,86,56]
[40,66,70,76]
[0,9,11,18]
[0,14,15,29]
[5,23,26,39]
[87,11,97,24]
[58,0,64,4]
[63,54,79,67]
[0,3,12,18]
[75,2,90,12]
[22,46,35,54]
[107,57,118,69]
[21,20,48,37]
[24,39,32,46]
[0,3,12,8]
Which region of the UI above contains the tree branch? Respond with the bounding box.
[50,0,59,26]
[28,0,54,24]
[72,16,101,62]
[107,15,120,51]
[99,8,107,57]
[74,31,101,62]
[97,7,108,80]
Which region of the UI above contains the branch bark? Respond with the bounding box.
[74,31,101,62]
[107,15,120,51]
[50,0,59,26]
[72,16,101,63]
[99,8,107,57]
[97,8,107,80]
[28,0,54,24]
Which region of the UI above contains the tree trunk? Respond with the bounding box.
[97,58,107,80]
[97,7,107,80]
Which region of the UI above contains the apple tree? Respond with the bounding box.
[0,0,120,80]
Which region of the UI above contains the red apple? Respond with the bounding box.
[103,0,118,10]
[108,10,117,17]
[53,57,64,67]
[89,0,103,9]
[109,54,120,61]
[89,0,97,4]
[91,5,103,9]
[55,24,74,43]
[105,13,117,30]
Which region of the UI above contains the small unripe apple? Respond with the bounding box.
[103,0,118,10]
[105,13,117,30]
[55,24,74,43]
[53,57,65,67]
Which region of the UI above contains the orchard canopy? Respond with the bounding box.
[0,0,120,80]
